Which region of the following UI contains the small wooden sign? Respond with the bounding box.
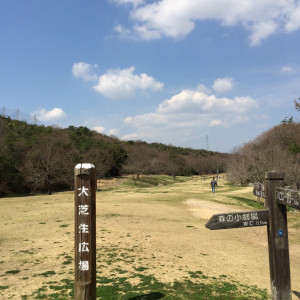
[74,163,96,300]
[205,209,269,230]
[253,183,265,198]
[276,187,300,210]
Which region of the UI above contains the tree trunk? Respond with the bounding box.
[48,181,52,195]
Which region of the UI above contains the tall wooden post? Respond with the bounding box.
[74,163,96,300]
[265,171,291,300]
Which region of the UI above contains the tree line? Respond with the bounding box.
[227,120,300,188]
[2,113,298,196]
[0,116,228,196]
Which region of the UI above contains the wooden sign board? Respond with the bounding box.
[205,209,269,230]
[276,187,300,210]
[74,163,96,300]
[253,183,265,198]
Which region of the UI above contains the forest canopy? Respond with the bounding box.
[0,116,228,196]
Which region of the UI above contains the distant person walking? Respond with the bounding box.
[210,177,217,193]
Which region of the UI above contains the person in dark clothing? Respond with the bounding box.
[210,177,217,193]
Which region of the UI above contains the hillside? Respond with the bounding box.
[0,116,229,195]
[227,121,300,188]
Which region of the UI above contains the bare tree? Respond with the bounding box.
[123,145,165,183]
[295,98,300,111]
[123,146,149,184]
[166,154,186,181]
[83,147,114,180]
[227,123,300,188]
[19,132,76,194]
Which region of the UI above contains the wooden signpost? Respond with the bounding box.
[74,163,96,300]
[276,187,300,210]
[206,171,300,300]
[253,182,265,199]
[205,209,269,230]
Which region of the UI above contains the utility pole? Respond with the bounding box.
[206,134,209,151]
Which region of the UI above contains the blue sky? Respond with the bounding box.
[1,0,300,152]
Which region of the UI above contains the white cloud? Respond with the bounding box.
[108,128,120,136]
[115,24,132,38]
[72,62,164,100]
[248,21,277,46]
[121,133,139,140]
[285,5,300,32]
[92,126,106,134]
[32,108,67,122]
[72,62,97,82]
[124,85,258,141]
[113,0,144,8]
[197,84,211,94]
[156,90,257,115]
[209,120,225,127]
[280,66,293,73]
[93,66,164,99]
[114,0,300,45]
[213,77,234,93]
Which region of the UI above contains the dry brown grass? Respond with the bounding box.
[0,175,299,299]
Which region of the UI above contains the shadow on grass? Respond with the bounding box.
[128,292,165,299]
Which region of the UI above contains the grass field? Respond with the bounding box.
[0,175,299,299]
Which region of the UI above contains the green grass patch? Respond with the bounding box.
[292,222,300,229]
[62,256,73,265]
[20,249,36,255]
[27,270,269,300]
[186,225,196,228]
[96,271,269,300]
[103,213,121,218]
[113,175,191,190]
[0,285,9,290]
[227,196,265,209]
[34,271,56,277]
[5,269,20,275]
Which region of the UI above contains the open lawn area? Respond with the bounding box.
[1,175,300,299]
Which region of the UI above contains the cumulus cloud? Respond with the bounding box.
[113,0,300,45]
[156,89,257,115]
[213,77,234,93]
[72,62,98,82]
[32,108,67,122]
[124,85,258,140]
[92,126,106,134]
[72,62,163,99]
[93,66,164,99]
